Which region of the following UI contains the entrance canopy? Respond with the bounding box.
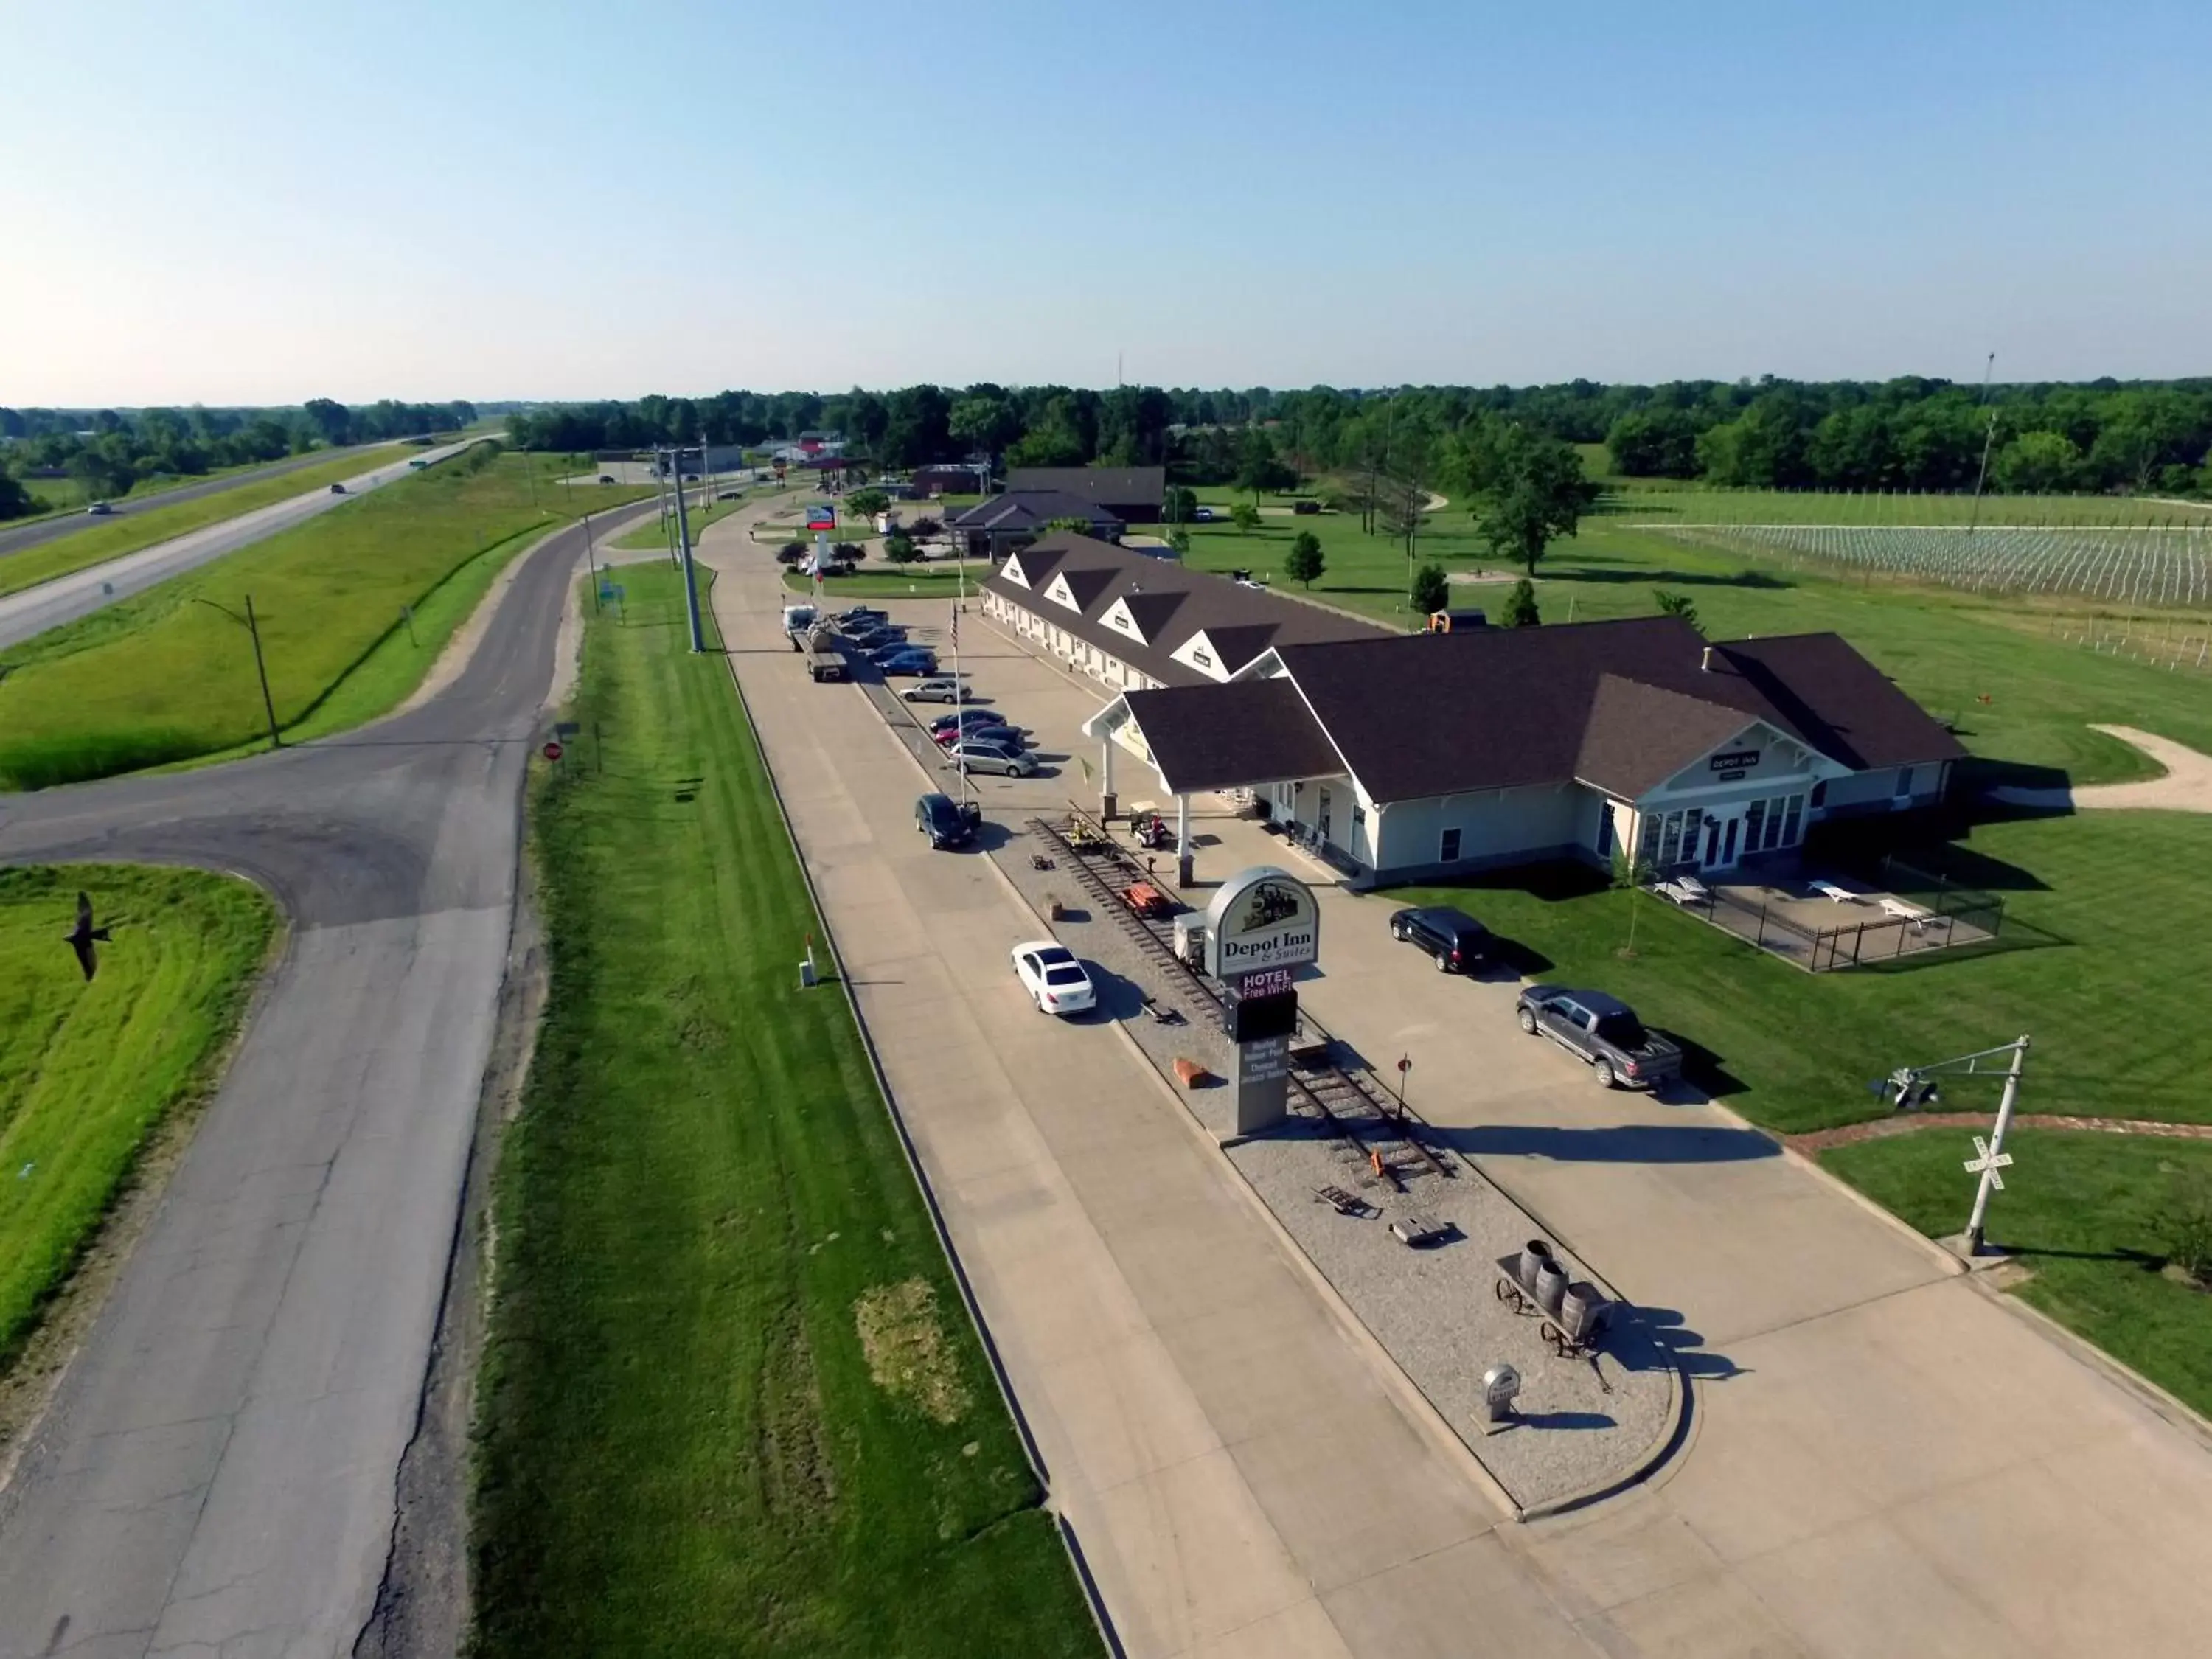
[1083,679,1351,798]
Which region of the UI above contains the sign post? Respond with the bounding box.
[1204,869,1321,1136]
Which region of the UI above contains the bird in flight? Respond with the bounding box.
[66,891,111,982]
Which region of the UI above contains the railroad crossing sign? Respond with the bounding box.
[1964,1135,2012,1189]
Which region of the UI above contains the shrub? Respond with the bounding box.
[1503,577,1540,627]
[1410,563,1449,615]
[2164,1168,2212,1284]
[1230,502,1262,533]
[883,532,920,564]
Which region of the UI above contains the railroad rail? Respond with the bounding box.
[1028,808,1456,1191]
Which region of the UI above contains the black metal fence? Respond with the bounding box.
[1658,858,2006,973]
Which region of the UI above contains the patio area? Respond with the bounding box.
[1651,858,2005,971]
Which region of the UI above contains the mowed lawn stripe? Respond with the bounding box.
[0,444,417,601]
[0,864,274,1371]
[470,568,1096,1658]
[0,451,651,790]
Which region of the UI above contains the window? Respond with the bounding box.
[1810,781,1827,809]
[1190,648,1213,669]
[1895,766,1915,799]
[1744,799,1767,849]
[1781,794,1804,845]
[1595,805,1614,858]
[1441,827,1462,863]
[1352,804,1366,827]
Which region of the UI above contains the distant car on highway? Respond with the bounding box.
[1515,986,1683,1090]
[717,489,743,501]
[598,473,616,484]
[1011,940,1096,1015]
[950,738,1034,776]
[901,676,967,703]
[86,501,115,515]
[329,482,348,495]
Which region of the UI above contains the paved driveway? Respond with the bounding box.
[816,580,2212,1657]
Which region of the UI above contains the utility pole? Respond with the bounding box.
[583,510,601,612]
[1966,352,1998,535]
[193,594,282,751]
[672,463,705,653]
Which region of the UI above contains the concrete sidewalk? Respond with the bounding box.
[844,576,2212,1657]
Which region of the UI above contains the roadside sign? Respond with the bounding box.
[554,721,580,737]
[543,741,563,762]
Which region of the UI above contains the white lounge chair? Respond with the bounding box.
[1811,879,1860,904]
[1879,896,1934,929]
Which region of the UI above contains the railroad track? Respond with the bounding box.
[1027,809,1456,1192]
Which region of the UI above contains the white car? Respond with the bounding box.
[1011,941,1096,1016]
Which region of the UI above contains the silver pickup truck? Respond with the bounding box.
[1515,985,1683,1091]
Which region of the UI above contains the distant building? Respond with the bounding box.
[911,463,990,497]
[947,490,1122,557]
[1005,465,1166,524]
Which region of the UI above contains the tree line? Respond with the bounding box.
[505,376,2212,500]
[0,399,476,520]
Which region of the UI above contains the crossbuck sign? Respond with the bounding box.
[1964,1135,2013,1189]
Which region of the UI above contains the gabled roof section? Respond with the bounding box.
[1274,616,1965,804]
[1051,566,1118,613]
[1122,680,1349,795]
[1573,677,1764,799]
[1117,588,1188,642]
[948,489,1121,533]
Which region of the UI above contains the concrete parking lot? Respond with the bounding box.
[713,535,2212,1657]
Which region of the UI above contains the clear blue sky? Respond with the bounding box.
[4,0,2207,404]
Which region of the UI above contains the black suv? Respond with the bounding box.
[915,792,981,849]
[1388,905,1492,973]
[1515,986,1683,1091]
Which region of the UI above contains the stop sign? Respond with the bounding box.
[543,740,563,762]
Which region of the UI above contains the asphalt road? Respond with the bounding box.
[0,498,653,1659]
[0,439,485,654]
[0,444,417,563]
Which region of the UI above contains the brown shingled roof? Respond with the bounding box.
[1274,616,1964,804]
[1124,680,1349,795]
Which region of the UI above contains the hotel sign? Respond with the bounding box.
[1203,866,1320,979]
[1710,749,1761,772]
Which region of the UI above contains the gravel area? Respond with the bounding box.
[844,646,1679,1512]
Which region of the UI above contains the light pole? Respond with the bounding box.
[1966,352,1997,535]
[193,594,282,751]
[583,510,601,613]
[672,464,705,653]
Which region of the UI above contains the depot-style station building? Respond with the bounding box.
[981,532,1964,887]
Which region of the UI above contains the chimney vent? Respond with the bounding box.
[1700,646,1714,673]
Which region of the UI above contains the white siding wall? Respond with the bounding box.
[1372,783,1585,874]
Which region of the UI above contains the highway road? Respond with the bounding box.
[0,439,485,654]
[0,443,411,563]
[0,498,653,1659]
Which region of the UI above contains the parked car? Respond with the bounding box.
[930,709,1008,734]
[900,676,967,703]
[936,722,1020,751]
[85,501,114,515]
[1292,498,1323,515]
[1010,940,1096,1015]
[1388,905,1492,973]
[1515,986,1683,1091]
[915,792,981,848]
[1190,505,1217,522]
[877,650,938,676]
[950,740,1035,777]
[866,641,919,664]
[835,605,886,627]
[717,488,743,501]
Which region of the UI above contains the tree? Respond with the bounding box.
[1284,531,1325,588]
[882,532,921,563]
[1230,501,1262,533]
[1410,563,1450,616]
[1471,428,1600,575]
[1604,409,1700,479]
[1652,590,1700,631]
[1164,484,1198,524]
[1233,426,1296,501]
[0,469,33,522]
[1991,431,2081,495]
[947,394,1020,458]
[1167,526,1192,556]
[1502,577,1540,627]
[844,487,891,519]
[301,397,352,448]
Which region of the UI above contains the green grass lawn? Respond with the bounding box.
[469,566,1097,1658]
[611,496,747,549]
[0,451,654,789]
[1387,809,2212,1138]
[0,445,419,600]
[9,453,307,524]
[1596,483,2212,527]
[1823,1130,2212,1420]
[0,864,274,1371]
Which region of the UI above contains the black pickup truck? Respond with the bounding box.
[1515,985,1683,1091]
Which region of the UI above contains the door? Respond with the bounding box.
[1722,817,1740,864]
[1317,789,1332,847]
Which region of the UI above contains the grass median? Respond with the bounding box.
[0,444,419,600]
[470,565,1096,1658]
[0,864,274,1374]
[0,450,653,789]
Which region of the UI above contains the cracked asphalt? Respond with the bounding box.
[0,501,651,1659]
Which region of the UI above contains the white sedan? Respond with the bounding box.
[1010,940,1096,1016]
